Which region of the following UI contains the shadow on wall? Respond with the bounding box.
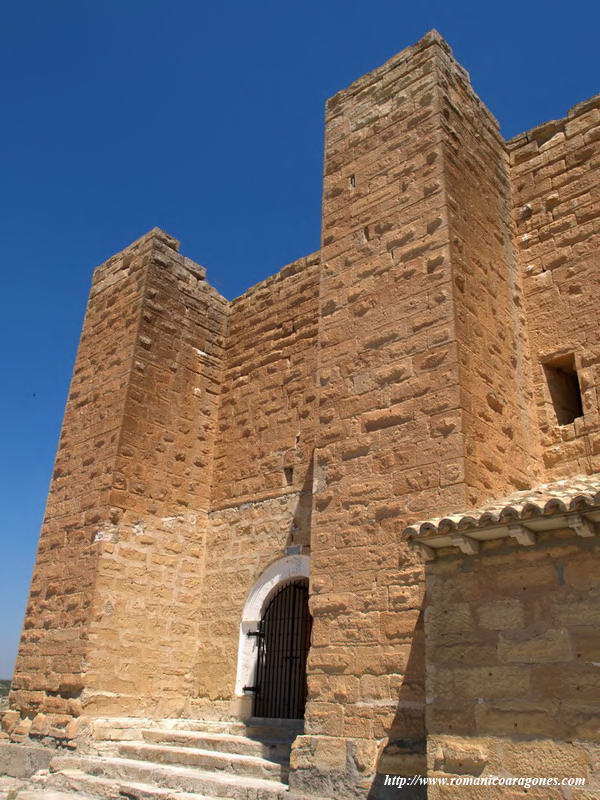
[368,605,427,800]
[287,455,314,551]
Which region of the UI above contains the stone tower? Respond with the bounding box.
[3,30,600,800]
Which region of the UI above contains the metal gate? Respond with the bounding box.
[253,580,312,719]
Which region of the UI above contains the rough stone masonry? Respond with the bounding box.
[2,29,600,800]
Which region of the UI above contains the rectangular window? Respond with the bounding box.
[542,354,583,425]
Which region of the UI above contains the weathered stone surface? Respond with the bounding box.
[433,740,488,775]
[477,600,525,631]
[0,742,53,778]
[425,536,600,798]
[498,628,573,664]
[501,739,590,778]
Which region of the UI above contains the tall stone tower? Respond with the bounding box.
[291,30,543,797]
[9,229,228,731]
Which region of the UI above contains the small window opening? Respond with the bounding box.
[284,466,294,486]
[543,354,583,426]
[348,174,356,188]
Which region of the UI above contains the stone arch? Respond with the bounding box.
[233,554,310,710]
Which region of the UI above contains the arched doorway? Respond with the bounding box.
[254,579,311,719]
[234,555,311,720]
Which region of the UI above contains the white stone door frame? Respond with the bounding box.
[233,555,310,712]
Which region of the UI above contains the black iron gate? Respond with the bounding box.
[253,580,312,719]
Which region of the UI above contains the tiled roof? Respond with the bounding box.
[403,475,600,558]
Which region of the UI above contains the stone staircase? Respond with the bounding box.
[40,718,303,800]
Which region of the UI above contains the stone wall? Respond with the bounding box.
[510,97,600,479]
[194,253,320,719]
[211,252,320,507]
[440,46,542,502]
[196,495,309,721]
[424,530,600,798]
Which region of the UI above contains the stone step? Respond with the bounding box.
[141,729,291,761]
[118,742,288,782]
[161,718,302,742]
[49,754,289,800]
[244,719,303,734]
[160,720,248,736]
[47,768,218,800]
[244,721,302,744]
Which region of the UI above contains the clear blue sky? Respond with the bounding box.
[0,0,598,679]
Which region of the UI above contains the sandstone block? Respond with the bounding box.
[501,738,590,778]
[565,559,600,590]
[427,603,474,635]
[389,584,424,611]
[498,628,572,663]
[475,700,562,738]
[452,666,530,698]
[306,702,344,736]
[314,737,347,771]
[554,598,600,627]
[478,599,524,630]
[495,563,556,591]
[0,742,53,778]
[1,711,20,734]
[434,739,488,776]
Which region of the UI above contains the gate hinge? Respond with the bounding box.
[246,630,263,638]
[243,686,258,693]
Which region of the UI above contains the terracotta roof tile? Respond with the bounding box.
[403,475,600,556]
